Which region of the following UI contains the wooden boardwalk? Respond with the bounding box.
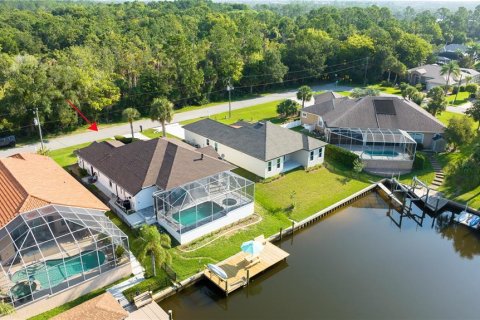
[204,241,289,295]
[127,302,170,320]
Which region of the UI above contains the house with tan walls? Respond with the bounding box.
[300,92,446,175]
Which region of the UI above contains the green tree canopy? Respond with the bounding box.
[133,225,171,277]
[150,97,174,138]
[296,85,313,108]
[277,99,300,118]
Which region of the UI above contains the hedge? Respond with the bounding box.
[324,144,359,169]
[413,152,426,170]
[114,135,140,144]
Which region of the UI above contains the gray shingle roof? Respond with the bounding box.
[76,139,235,195]
[303,96,445,133]
[408,64,479,85]
[183,119,327,162]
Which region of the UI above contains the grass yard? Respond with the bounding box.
[435,111,480,209]
[49,141,96,168]
[180,100,285,126]
[142,128,177,139]
[368,84,402,95]
[446,91,471,106]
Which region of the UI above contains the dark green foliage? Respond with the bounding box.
[325,144,359,169]
[114,135,138,144]
[0,1,475,140]
[445,144,480,193]
[413,153,426,170]
[276,99,299,118]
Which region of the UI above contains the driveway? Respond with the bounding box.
[0,83,353,157]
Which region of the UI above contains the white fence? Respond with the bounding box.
[280,120,302,129]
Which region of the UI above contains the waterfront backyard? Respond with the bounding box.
[160,192,480,319]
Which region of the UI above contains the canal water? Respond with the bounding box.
[159,192,480,319]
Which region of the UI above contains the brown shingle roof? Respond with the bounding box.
[52,292,128,320]
[0,153,108,228]
[76,138,235,195]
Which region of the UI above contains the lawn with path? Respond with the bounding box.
[446,91,471,106]
[435,111,480,209]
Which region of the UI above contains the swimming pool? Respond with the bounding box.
[364,149,399,157]
[173,201,224,227]
[11,250,105,297]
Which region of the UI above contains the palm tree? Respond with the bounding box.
[134,225,171,277]
[440,61,461,94]
[122,108,140,139]
[296,85,313,108]
[150,97,174,138]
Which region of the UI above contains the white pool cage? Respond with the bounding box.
[326,127,417,160]
[154,171,255,235]
[0,205,129,308]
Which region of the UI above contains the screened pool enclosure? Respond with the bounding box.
[0,205,129,308]
[154,171,255,237]
[326,128,417,160]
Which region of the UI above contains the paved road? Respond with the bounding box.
[446,101,472,114]
[0,83,353,157]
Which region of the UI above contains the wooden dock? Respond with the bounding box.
[127,301,170,320]
[204,241,289,295]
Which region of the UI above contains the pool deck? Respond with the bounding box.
[204,241,289,295]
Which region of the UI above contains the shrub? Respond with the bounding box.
[465,83,478,94]
[459,85,466,92]
[353,158,365,173]
[115,245,125,260]
[325,144,359,169]
[413,153,426,170]
[452,87,459,94]
[0,302,14,316]
[380,80,392,87]
[79,168,88,177]
[114,135,140,144]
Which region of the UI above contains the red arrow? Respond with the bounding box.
[66,99,98,131]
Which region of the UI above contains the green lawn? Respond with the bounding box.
[180,100,285,126]
[142,128,177,139]
[49,141,96,168]
[368,84,402,95]
[446,91,471,106]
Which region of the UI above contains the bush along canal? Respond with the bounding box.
[159,191,480,319]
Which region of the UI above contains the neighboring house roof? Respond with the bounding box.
[443,43,468,53]
[52,292,128,320]
[76,138,235,195]
[183,119,327,162]
[0,153,108,228]
[302,96,445,133]
[313,91,344,105]
[408,64,479,86]
[304,92,355,118]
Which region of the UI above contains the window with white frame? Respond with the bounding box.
[277,158,281,168]
[310,150,314,161]
[268,161,272,171]
[206,138,210,146]
[214,142,218,151]
[318,147,323,158]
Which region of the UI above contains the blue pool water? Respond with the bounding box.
[364,150,399,157]
[11,250,105,298]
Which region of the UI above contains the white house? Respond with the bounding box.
[183,119,327,179]
[76,138,255,244]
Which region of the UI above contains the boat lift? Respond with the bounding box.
[390,176,448,213]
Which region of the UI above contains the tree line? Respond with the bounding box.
[0,0,479,138]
